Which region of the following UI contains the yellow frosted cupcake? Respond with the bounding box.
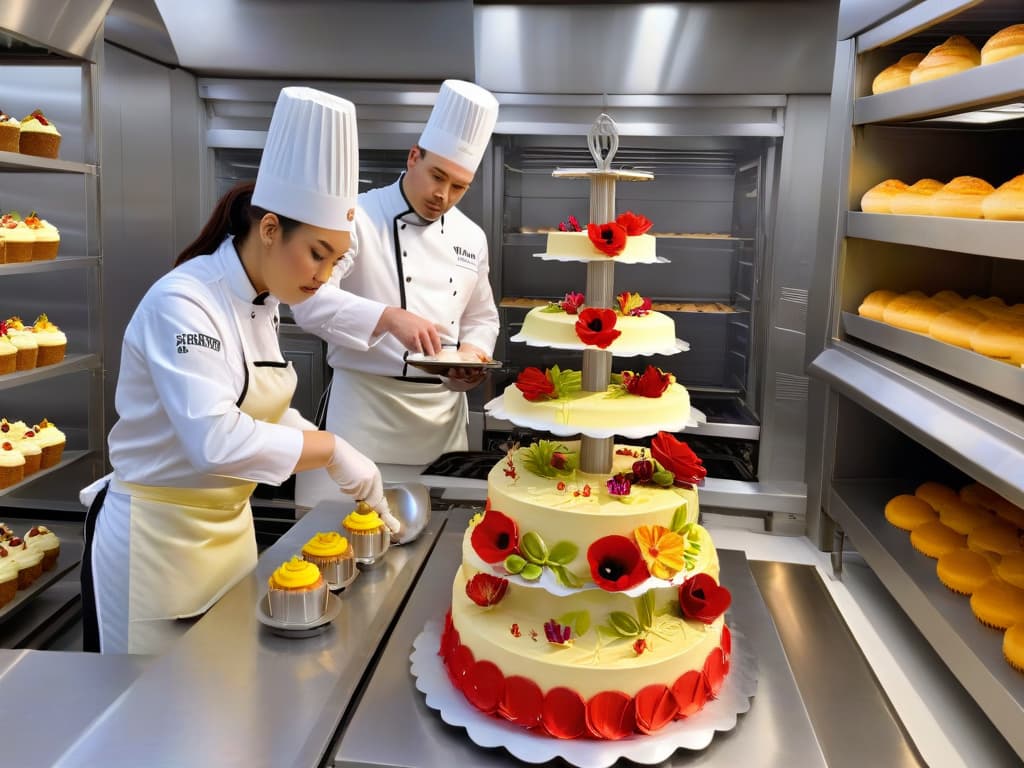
[0,441,24,489]
[267,556,327,624]
[32,314,66,366]
[0,214,35,264]
[5,317,38,370]
[18,110,60,159]
[6,536,42,588]
[0,328,16,375]
[971,580,1024,629]
[33,419,65,468]
[343,501,390,563]
[302,531,355,587]
[936,548,994,595]
[0,419,28,441]
[0,111,19,153]
[15,429,41,476]
[24,525,60,571]
[24,212,58,261]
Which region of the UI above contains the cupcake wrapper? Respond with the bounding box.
[16,561,41,589]
[14,347,37,371]
[0,353,15,375]
[4,242,32,263]
[40,443,64,469]
[39,546,59,571]
[0,576,16,607]
[19,133,60,159]
[0,127,19,153]
[32,241,59,261]
[36,344,66,366]
[0,464,24,489]
[22,453,41,476]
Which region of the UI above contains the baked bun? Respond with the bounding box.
[1004,623,1024,672]
[970,580,1024,629]
[915,481,960,512]
[930,176,995,218]
[884,494,938,531]
[928,306,987,348]
[965,295,1010,318]
[890,178,945,215]
[858,289,900,321]
[931,290,965,309]
[872,53,926,94]
[981,24,1024,66]
[882,295,946,333]
[910,35,981,84]
[910,520,966,559]
[936,547,994,595]
[970,316,1024,363]
[982,174,1024,221]
[861,179,908,213]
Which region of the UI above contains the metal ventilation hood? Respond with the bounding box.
[0,0,113,60]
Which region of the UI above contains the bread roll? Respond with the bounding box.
[872,53,926,94]
[858,289,900,320]
[965,295,1010,318]
[910,35,981,84]
[861,179,908,213]
[982,174,1024,221]
[890,178,945,216]
[882,295,946,333]
[929,306,987,348]
[931,290,964,309]
[970,316,1024,363]
[930,176,995,218]
[981,24,1024,66]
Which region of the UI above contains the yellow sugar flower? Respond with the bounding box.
[634,524,685,580]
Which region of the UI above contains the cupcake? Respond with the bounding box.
[342,501,390,563]
[0,545,19,608]
[0,213,35,264]
[302,531,355,587]
[0,522,15,543]
[24,525,60,571]
[0,418,29,441]
[4,318,37,370]
[24,212,59,261]
[18,110,61,159]
[15,430,41,476]
[6,537,43,588]
[0,111,19,153]
[33,419,65,468]
[0,441,25,489]
[0,326,16,374]
[32,314,66,366]
[266,556,328,624]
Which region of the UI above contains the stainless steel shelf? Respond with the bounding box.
[0,256,99,275]
[808,342,1024,507]
[0,150,96,175]
[853,55,1024,125]
[0,450,91,498]
[841,313,1022,404]
[830,478,1024,761]
[0,354,99,392]
[846,212,1024,261]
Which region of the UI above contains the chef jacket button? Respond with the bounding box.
[450,320,455,325]
[401,223,407,230]
[403,251,407,258]
[250,311,256,319]
[453,290,457,296]
[406,276,412,283]
[449,277,453,283]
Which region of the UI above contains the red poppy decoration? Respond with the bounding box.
[585,690,637,740]
[515,366,555,401]
[621,366,672,398]
[634,685,679,734]
[470,509,519,564]
[616,210,653,236]
[464,659,505,714]
[679,573,731,624]
[703,647,727,697]
[672,670,708,719]
[587,222,628,256]
[499,676,544,728]
[651,430,708,487]
[575,307,622,349]
[465,572,509,607]
[587,535,650,592]
[542,686,588,739]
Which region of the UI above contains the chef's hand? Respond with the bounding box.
[443,342,490,391]
[326,436,384,506]
[377,306,442,356]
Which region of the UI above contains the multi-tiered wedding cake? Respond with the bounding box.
[439,117,732,741]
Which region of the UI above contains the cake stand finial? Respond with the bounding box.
[587,113,619,172]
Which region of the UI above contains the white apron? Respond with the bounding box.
[92,315,296,654]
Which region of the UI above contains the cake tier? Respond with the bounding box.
[487,382,693,439]
[537,232,660,264]
[511,306,686,357]
[450,564,726,701]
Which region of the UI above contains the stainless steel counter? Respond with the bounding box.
[54,503,444,768]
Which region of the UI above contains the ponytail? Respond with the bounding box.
[175,181,302,266]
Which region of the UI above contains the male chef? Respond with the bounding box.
[292,80,500,503]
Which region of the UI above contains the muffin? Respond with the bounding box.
[24,212,59,261]
[18,110,61,159]
[0,545,18,608]
[936,548,994,595]
[0,441,25,489]
[6,537,42,589]
[884,494,938,531]
[266,556,328,624]
[910,520,966,559]
[33,419,65,468]
[301,531,355,587]
[342,501,390,563]
[0,214,35,263]
[4,318,37,370]
[0,419,28,441]
[1005,623,1024,673]
[915,481,960,513]
[32,314,66,366]
[24,525,59,571]
[998,553,1024,590]
[0,328,16,374]
[0,111,19,153]
[15,431,40,477]
[970,580,1024,629]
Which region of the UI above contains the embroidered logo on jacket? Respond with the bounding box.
[175,332,221,354]
[453,245,478,271]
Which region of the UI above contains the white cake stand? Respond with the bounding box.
[411,617,758,768]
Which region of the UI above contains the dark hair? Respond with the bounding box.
[175,181,302,266]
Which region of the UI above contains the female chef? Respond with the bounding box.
[79,87,396,655]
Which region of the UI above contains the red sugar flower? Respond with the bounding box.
[621,366,672,398]
[672,669,708,719]
[616,291,652,316]
[606,473,632,497]
[470,509,519,564]
[559,291,585,314]
[651,431,707,487]
[515,366,555,401]
[634,684,679,734]
[615,210,653,235]
[587,535,650,592]
[575,307,621,349]
[704,647,727,697]
[678,573,731,624]
[465,572,509,607]
[587,221,627,256]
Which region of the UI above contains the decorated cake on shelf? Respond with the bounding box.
[538,212,660,264]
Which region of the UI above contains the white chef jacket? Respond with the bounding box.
[292,175,500,378]
[107,236,379,488]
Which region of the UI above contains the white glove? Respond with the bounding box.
[327,436,383,505]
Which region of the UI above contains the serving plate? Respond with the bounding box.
[256,591,342,638]
[406,352,502,376]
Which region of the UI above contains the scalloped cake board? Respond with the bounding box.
[508,334,690,357]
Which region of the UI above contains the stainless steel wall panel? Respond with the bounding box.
[0,0,111,61]
[837,0,922,40]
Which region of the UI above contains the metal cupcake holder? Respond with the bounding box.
[345,527,390,565]
[266,580,329,624]
[304,553,358,590]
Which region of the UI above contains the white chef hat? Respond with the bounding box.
[253,87,359,232]
[417,80,499,174]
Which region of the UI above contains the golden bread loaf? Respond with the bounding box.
[858,289,901,321]
[910,35,981,84]
[970,316,1024,363]
[982,174,1024,221]
[861,179,908,213]
[872,53,926,94]
[930,176,995,218]
[882,296,946,333]
[928,306,987,348]
[889,178,945,216]
[931,290,964,309]
[965,295,1010,318]
[981,24,1024,66]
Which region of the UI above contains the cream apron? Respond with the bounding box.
[86,314,297,654]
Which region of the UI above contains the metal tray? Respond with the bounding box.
[841,312,1023,405]
[0,538,83,623]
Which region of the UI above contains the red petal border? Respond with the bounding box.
[542,687,588,739]
[585,690,636,740]
[634,684,679,734]
[499,675,544,728]
[671,669,708,719]
[464,660,505,714]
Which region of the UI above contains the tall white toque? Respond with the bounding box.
[417,79,499,174]
[253,87,359,231]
